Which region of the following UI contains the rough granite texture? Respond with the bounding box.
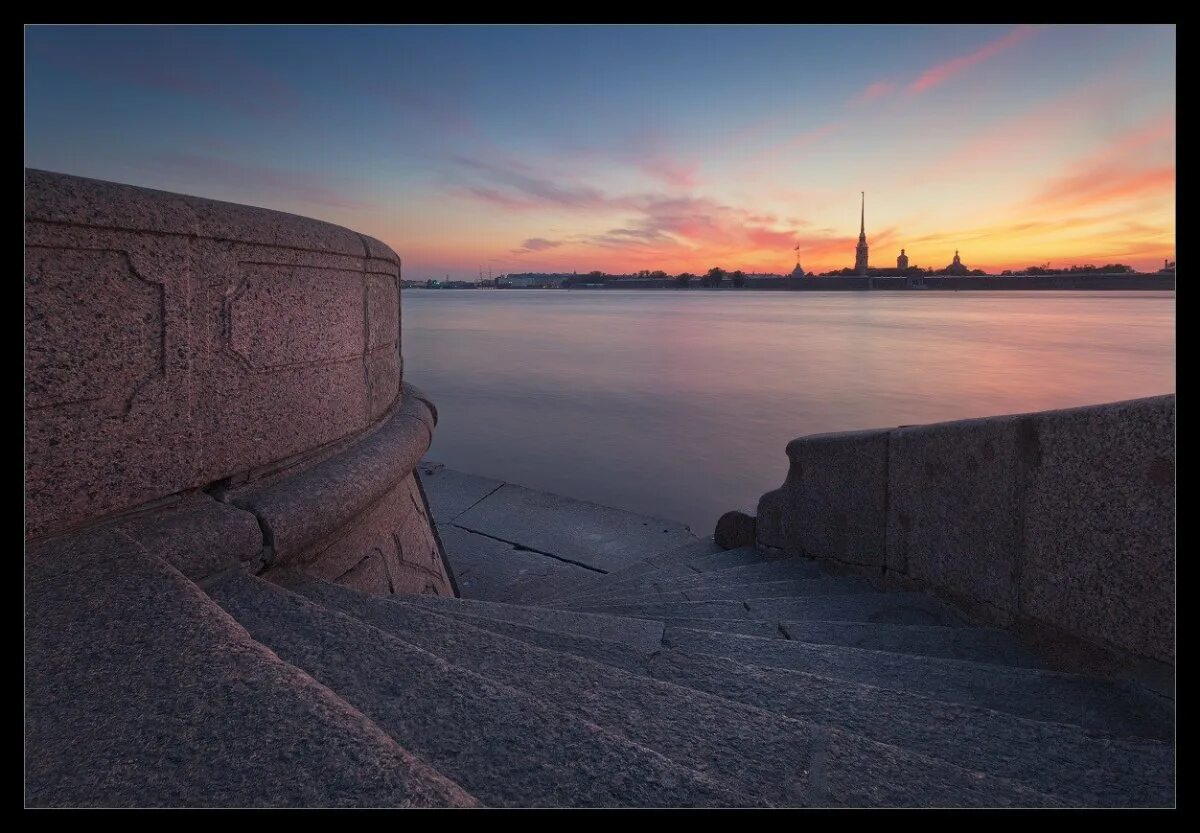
[757,428,891,568]
[753,396,1175,673]
[403,596,665,653]
[886,415,1026,613]
[24,529,474,808]
[25,169,403,538]
[284,576,1062,808]
[663,629,1171,736]
[779,621,1042,668]
[452,483,697,571]
[644,651,1173,806]
[209,574,742,808]
[436,523,598,604]
[1019,396,1176,664]
[714,510,757,550]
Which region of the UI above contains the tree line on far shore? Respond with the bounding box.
[555,262,1140,287]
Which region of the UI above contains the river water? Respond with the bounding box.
[402,290,1175,533]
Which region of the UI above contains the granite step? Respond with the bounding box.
[208,573,743,808]
[645,650,1175,806]
[285,577,1066,807]
[328,586,1172,804]
[400,595,664,653]
[554,554,827,603]
[548,577,874,609]
[25,530,475,809]
[570,592,967,626]
[664,628,1172,737]
[780,621,1043,668]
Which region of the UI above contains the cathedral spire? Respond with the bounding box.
[860,191,865,237]
[854,192,869,276]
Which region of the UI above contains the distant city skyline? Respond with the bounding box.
[25,24,1176,277]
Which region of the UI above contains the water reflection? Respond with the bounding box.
[403,290,1175,533]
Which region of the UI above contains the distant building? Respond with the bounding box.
[943,250,971,276]
[1159,259,1176,274]
[854,192,869,276]
[897,249,909,270]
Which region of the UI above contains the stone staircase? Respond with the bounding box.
[201,467,1172,808]
[25,465,1174,808]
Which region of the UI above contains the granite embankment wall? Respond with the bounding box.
[25,169,454,596]
[756,395,1175,674]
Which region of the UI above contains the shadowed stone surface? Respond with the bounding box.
[757,429,890,568]
[1019,396,1176,664]
[209,574,742,808]
[714,510,756,550]
[452,483,697,571]
[557,555,827,605]
[402,596,666,652]
[24,529,474,808]
[780,621,1042,667]
[285,576,1061,808]
[663,629,1171,736]
[552,577,872,609]
[643,651,1173,806]
[886,416,1024,613]
[436,524,598,603]
[753,396,1175,675]
[417,462,505,524]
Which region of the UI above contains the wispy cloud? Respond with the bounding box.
[146,153,373,211]
[908,26,1040,94]
[511,237,564,254]
[848,80,897,107]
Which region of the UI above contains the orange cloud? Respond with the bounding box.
[909,26,1040,94]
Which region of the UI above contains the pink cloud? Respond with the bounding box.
[909,26,1040,94]
[848,80,897,107]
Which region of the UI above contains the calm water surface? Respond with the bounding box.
[403,290,1175,533]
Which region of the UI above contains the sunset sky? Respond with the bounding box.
[25,24,1176,277]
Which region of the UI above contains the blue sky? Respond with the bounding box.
[25,24,1176,276]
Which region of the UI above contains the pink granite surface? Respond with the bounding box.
[25,169,403,539]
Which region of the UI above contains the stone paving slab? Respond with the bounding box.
[780,621,1043,668]
[663,629,1173,736]
[400,595,665,652]
[437,524,598,604]
[451,482,698,572]
[25,530,474,808]
[288,577,1063,808]
[211,574,740,808]
[417,462,504,524]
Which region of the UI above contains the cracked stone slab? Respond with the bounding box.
[210,574,742,808]
[25,529,474,808]
[451,482,698,572]
[400,595,665,653]
[417,462,505,525]
[437,524,598,604]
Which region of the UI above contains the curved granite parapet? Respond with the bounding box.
[25,169,452,597]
